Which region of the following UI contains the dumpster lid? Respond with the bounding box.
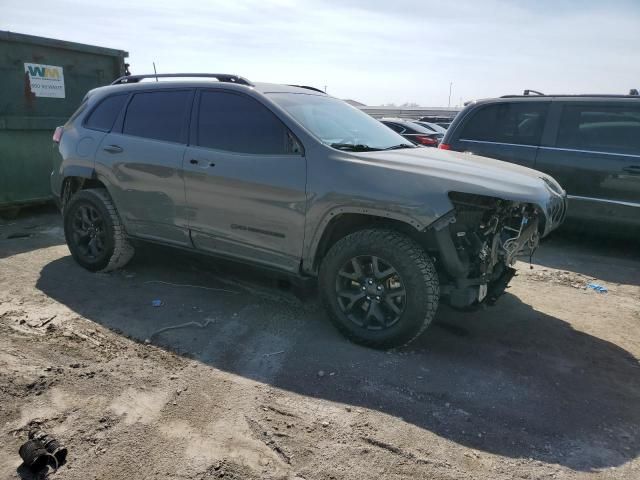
[0,30,128,58]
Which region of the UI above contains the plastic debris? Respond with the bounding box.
[151,299,163,307]
[587,283,608,293]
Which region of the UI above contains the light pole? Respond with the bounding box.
[448,82,453,108]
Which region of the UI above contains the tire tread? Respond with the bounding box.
[65,188,134,272]
[319,228,439,348]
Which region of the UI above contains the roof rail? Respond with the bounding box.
[500,93,640,99]
[287,84,326,94]
[523,89,544,96]
[111,73,253,86]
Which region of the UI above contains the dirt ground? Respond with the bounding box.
[1,206,639,480]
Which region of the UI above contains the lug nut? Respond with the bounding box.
[368,280,373,284]
[377,286,382,291]
[375,296,381,301]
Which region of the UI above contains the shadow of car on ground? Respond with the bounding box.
[0,205,64,260]
[537,229,640,287]
[35,243,640,472]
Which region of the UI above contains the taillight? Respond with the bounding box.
[52,126,63,144]
[414,135,438,146]
[438,143,451,150]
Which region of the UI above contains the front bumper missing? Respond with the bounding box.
[444,265,516,309]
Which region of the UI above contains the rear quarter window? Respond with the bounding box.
[460,102,549,146]
[556,104,640,155]
[84,94,128,132]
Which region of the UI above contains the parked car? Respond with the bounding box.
[52,73,566,348]
[419,115,455,129]
[380,118,443,147]
[440,94,640,230]
[413,120,448,134]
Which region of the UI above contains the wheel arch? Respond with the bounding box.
[60,169,108,211]
[304,209,428,274]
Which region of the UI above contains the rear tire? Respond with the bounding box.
[63,188,134,272]
[319,229,439,348]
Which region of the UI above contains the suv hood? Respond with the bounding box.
[351,146,565,205]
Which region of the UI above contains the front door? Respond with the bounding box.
[183,89,307,272]
[453,101,550,169]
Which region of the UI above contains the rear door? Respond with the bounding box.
[94,89,193,246]
[450,101,550,168]
[535,101,640,227]
[183,89,307,272]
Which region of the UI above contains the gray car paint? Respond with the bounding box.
[52,81,565,277]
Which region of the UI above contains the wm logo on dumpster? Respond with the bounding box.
[24,63,65,98]
[27,65,62,80]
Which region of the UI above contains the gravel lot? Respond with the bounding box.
[1,206,639,480]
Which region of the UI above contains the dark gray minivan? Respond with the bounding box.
[440,95,640,230]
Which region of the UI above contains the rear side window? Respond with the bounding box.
[384,122,405,133]
[123,90,191,143]
[460,102,549,146]
[85,94,127,131]
[196,91,291,154]
[556,104,640,155]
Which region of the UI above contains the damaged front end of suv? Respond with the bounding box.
[427,190,566,309]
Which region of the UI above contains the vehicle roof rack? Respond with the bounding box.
[500,93,640,99]
[111,73,253,86]
[287,85,326,94]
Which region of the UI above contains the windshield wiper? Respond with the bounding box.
[383,144,415,150]
[330,143,381,152]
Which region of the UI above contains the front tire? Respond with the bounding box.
[63,188,134,272]
[319,229,439,348]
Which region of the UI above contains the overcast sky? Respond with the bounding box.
[3,0,639,106]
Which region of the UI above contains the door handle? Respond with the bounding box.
[103,145,123,154]
[189,159,215,168]
[622,166,640,175]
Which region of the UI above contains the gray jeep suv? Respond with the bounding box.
[52,73,566,348]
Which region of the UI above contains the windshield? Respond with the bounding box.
[268,93,413,151]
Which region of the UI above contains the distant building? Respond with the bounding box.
[342,98,460,121]
[343,99,367,107]
[358,105,461,121]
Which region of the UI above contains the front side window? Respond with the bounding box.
[123,90,191,143]
[85,94,127,132]
[269,93,412,150]
[461,102,549,146]
[556,104,640,155]
[196,91,292,155]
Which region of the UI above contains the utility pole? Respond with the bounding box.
[448,82,453,108]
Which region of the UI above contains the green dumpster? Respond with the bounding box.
[0,30,128,211]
